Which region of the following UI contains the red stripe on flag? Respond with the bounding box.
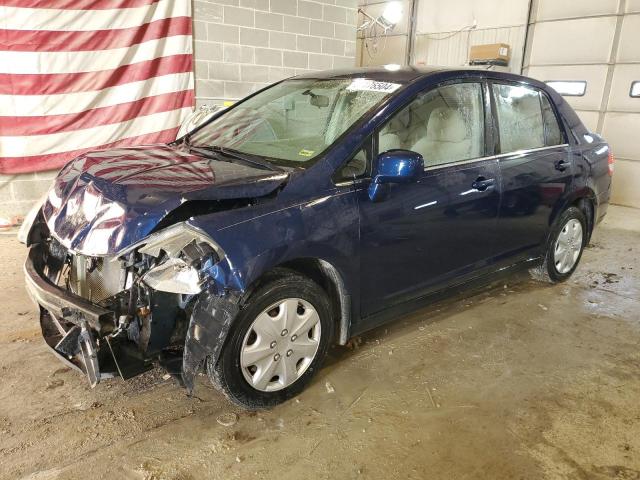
[0,0,159,9]
[0,17,192,52]
[1,90,194,136]
[0,54,192,95]
[0,127,180,174]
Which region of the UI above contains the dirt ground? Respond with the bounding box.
[0,206,638,480]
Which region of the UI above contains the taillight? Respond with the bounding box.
[608,150,614,176]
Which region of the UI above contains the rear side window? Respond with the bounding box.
[540,94,563,146]
[492,84,544,152]
[378,82,485,168]
[492,84,564,153]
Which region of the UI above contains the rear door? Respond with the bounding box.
[490,82,573,260]
[357,81,502,318]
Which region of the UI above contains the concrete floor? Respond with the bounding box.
[0,206,638,480]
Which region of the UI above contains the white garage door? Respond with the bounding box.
[523,0,640,208]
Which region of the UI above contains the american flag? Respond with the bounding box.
[0,0,195,174]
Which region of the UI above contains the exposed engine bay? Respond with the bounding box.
[25,216,229,389]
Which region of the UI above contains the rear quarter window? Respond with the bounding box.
[540,93,564,146]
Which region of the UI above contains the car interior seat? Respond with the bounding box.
[379,107,411,154]
[412,107,474,166]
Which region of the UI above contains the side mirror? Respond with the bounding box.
[368,150,424,202]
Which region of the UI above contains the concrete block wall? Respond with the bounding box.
[0,0,359,219]
[0,171,58,220]
[193,0,358,106]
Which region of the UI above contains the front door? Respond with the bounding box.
[357,81,502,318]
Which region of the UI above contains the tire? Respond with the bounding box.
[207,269,334,409]
[530,206,587,283]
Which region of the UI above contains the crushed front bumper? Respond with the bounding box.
[24,242,241,394]
[24,245,118,386]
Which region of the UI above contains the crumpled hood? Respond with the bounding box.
[42,144,288,256]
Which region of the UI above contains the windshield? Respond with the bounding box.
[188,78,401,167]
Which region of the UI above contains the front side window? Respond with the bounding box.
[378,82,485,168]
[336,148,369,181]
[188,78,399,167]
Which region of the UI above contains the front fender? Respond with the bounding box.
[181,188,361,391]
[189,188,360,299]
[182,289,240,394]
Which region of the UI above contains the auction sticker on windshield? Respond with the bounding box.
[346,79,401,93]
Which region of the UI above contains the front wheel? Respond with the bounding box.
[208,269,334,409]
[531,206,587,283]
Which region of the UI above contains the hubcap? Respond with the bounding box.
[240,298,321,392]
[554,218,583,274]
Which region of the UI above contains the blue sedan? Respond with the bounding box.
[22,67,613,408]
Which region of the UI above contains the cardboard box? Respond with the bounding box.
[469,43,511,66]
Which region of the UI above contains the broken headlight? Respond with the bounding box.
[142,257,202,294]
[123,223,224,295]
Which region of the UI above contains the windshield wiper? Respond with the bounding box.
[215,146,283,172]
[193,145,281,172]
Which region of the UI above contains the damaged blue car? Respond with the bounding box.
[21,67,612,408]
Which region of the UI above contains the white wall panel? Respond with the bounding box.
[616,14,640,62]
[574,110,600,132]
[416,0,529,33]
[529,17,617,65]
[601,112,640,160]
[524,3,640,206]
[608,64,640,112]
[611,160,640,207]
[526,64,608,111]
[414,25,525,72]
[626,0,640,13]
[534,0,619,22]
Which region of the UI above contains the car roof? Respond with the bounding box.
[293,66,539,88]
[293,65,448,83]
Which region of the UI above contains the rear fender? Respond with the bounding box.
[547,187,597,243]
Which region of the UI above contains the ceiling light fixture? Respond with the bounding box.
[381,1,403,27]
[357,1,403,34]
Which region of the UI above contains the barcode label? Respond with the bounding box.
[347,79,402,93]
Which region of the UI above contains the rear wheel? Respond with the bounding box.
[531,206,587,283]
[208,270,333,409]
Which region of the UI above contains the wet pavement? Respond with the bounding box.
[0,206,638,480]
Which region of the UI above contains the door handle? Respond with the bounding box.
[555,159,570,171]
[472,176,495,192]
